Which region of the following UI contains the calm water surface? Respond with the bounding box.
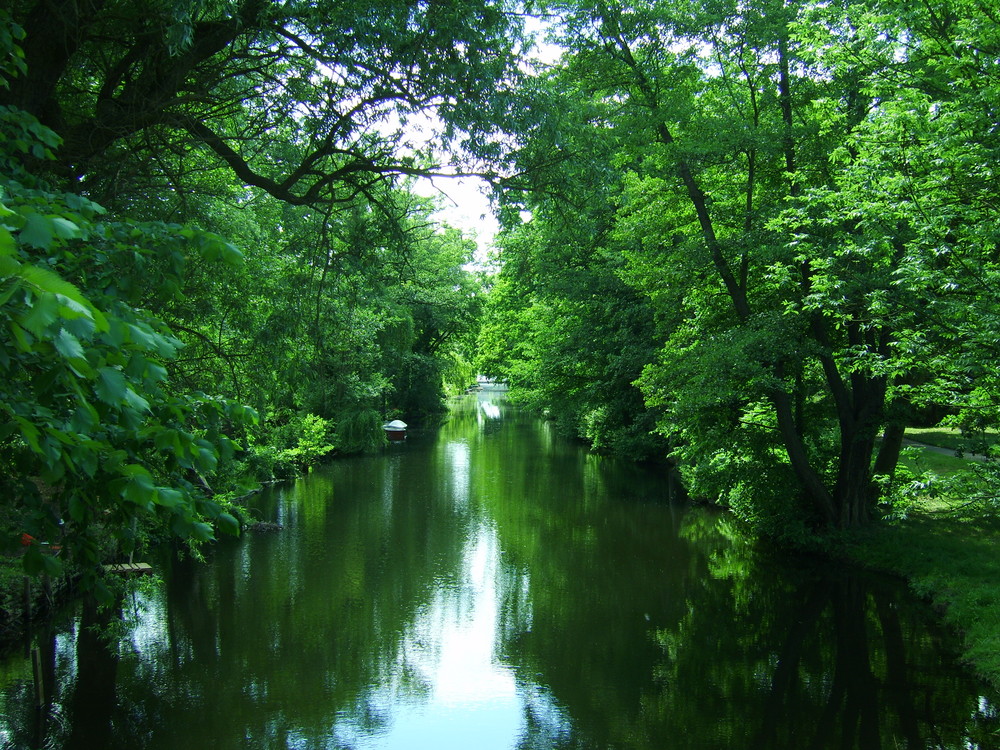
[2,392,998,749]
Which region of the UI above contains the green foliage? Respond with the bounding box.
[0,1,506,473]
[486,0,1000,532]
[478,149,667,460]
[277,414,337,471]
[335,407,387,455]
[0,104,255,589]
[1,1,528,207]
[0,12,25,103]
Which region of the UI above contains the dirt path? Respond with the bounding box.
[902,438,991,462]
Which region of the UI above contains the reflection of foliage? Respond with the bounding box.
[481,418,998,749]
[4,405,997,748]
[2,432,482,747]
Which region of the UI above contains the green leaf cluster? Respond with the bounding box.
[0,106,256,590]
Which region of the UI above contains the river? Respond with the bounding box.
[1,390,997,749]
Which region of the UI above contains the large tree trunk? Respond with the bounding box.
[772,368,837,526]
[832,369,890,527]
[834,434,878,528]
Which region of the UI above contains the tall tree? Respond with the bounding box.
[478,66,665,458]
[0,3,507,586]
[490,0,1000,531]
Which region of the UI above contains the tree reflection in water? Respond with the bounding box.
[0,396,996,749]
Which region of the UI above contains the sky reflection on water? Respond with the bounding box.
[0,392,997,749]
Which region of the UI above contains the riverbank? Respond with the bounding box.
[848,508,1000,689]
[5,423,998,694]
[846,430,1000,689]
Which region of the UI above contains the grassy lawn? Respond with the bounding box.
[898,445,969,475]
[848,431,1000,688]
[906,426,1000,455]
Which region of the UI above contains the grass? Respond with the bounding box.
[849,504,1000,686]
[846,428,1000,688]
[898,446,970,475]
[906,426,1000,455]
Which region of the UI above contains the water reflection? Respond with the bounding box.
[0,391,998,749]
[480,400,502,420]
[344,522,524,749]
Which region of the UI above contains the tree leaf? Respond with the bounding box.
[123,471,156,509]
[155,487,183,509]
[50,216,80,240]
[0,226,15,257]
[20,291,58,336]
[124,387,151,412]
[191,521,215,542]
[13,416,41,453]
[0,277,20,307]
[17,265,108,332]
[53,328,85,360]
[40,554,63,577]
[69,495,87,522]
[96,366,127,404]
[216,512,240,536]
[18,212,53,250]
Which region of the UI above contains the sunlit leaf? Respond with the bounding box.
[20,290,58,335]
[0,225,14,256]
[124,387,151,412]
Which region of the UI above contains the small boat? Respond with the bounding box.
[383,419,407,441]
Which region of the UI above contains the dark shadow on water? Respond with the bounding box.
[1,396,996,749]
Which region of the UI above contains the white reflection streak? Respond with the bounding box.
[430,525,514,706]
[446,441,471,508]
[344,448,523,747]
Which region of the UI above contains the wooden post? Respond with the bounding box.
[31,646,45,707]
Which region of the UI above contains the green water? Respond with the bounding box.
[2,392,998,749]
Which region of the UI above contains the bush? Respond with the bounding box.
[277,413,337,470]
[336,407,386,454]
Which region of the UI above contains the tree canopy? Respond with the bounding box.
[479,0,1000,533]
[0,2,507,589]
[3,0,526,202]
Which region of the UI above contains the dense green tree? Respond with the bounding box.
[483,0,1000,532]
[381,223,485,419]
[479,214,664,457]
[0,0,518,431]
[2,0,526,205]
[0,101,253,593]
[477,65,666,458]
[540,0,903,530]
